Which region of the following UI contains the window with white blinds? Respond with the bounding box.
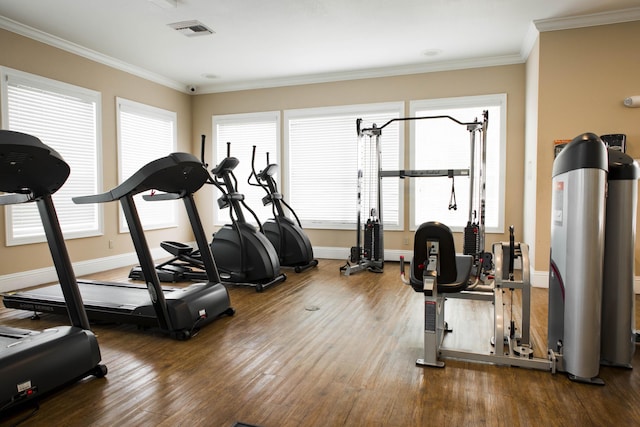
[212,111,280,226]
[116,98,177,232]
[409,94,506,232]
[284,103,403,230]
[1,67,102,246]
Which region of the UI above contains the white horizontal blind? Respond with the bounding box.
[212,112,279,226]
[285,104,402,230]
[410,95,506,232]
[2,69,101,245]
[117,98,177,232]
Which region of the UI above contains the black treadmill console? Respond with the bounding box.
[0,130,70,198]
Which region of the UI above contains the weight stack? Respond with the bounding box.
[463,221,478,256]
[364,219,381,261]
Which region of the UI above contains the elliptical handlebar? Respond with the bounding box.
[200,134,208,168]
[248,145,271,196]
[211,141,266,233]
[248,145,303,228]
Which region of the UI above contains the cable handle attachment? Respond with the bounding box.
[448,170,457,211]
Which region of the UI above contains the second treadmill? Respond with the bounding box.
[3,152,234,340]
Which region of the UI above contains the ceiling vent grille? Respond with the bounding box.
[168,20,214,37]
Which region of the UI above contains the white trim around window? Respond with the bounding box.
[1,67,103,246]
[211,111,281,226]
[284,102,404,231]
[116,97,178,233]
[409,94,507,233]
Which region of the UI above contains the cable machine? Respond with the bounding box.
[340,111,489,276]
[340,121,384,275]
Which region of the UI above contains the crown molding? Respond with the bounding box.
[0,15,186,92]
[199,53,525,94]
[520,22,540,62]
[534,6,640,32]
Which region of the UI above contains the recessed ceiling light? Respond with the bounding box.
[202,74,218,79]
[423,49,443,57]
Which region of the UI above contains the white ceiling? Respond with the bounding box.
[1,0,639,94]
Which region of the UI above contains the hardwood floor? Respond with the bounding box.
[1,259,639,426]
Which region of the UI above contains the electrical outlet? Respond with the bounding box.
[403,238,409,245]
[108,240,113,249]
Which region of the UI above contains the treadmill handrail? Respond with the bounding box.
[73,152,209,204]
[142,193,180,201]
[0,192,34,206]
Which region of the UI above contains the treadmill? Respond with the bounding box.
[3,151,235,340]
[0,130,106,412]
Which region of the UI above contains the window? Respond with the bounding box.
[1,67,102,245]
[285,103,403,230]
[409,94,506,232]
[116,98,177,232]
[212,111,280,226]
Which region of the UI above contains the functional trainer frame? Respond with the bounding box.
[341,112,489,276]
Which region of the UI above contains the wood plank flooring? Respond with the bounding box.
[1,259,639,426]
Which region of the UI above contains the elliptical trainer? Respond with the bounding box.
[247,145,318,273]
[209,141,286,292]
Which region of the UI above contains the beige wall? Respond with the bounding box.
[8,20,637,283]
[0,22,640,286]
[533,21,640,273]
[0,27,528,280]
[192,65,526,252]
[0,29,194,276]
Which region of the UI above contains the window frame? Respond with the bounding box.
[116,97,178,233]
[211,111,281,227]
[408,94,507,233]
[1,66,103,246]
[284,102,404,231]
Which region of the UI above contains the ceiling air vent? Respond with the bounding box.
[168,20,214,37]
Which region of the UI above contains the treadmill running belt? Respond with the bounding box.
[8,280,179,311]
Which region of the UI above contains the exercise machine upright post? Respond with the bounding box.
[341,120,384,275]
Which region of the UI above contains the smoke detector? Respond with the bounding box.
[168,20,214,37]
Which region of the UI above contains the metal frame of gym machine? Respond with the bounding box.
[340,119,385,275]
[341,111,489,276]
[395,111,556,372]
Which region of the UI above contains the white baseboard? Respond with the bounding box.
[0,245,409,293]
[531,270,549,288]
[531,268,640,294]
[313,246,413,262]
[0,245,171,293]
[2,245,639,294]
